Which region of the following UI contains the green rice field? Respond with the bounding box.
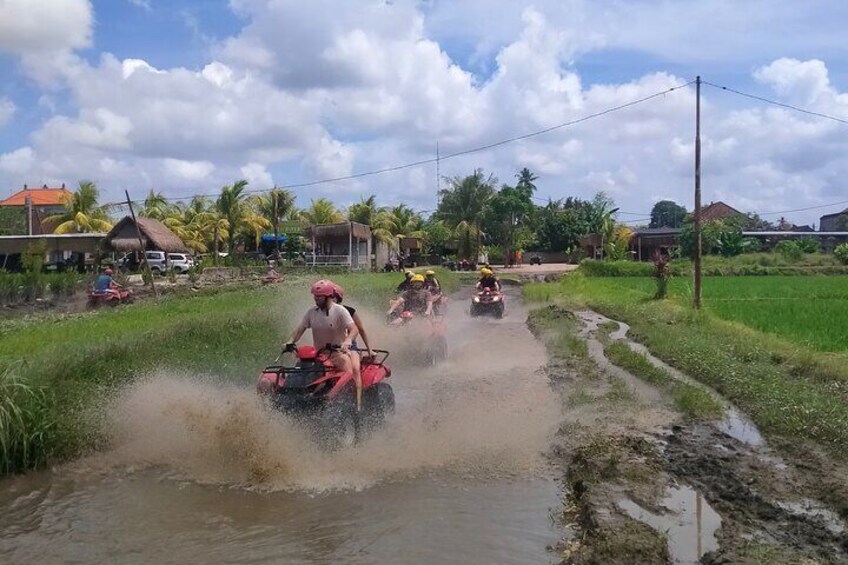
[544,276,848,352]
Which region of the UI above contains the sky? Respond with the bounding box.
[0,0,847,226]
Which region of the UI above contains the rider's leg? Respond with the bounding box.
[348,352,362,411]
[329,352,360,410]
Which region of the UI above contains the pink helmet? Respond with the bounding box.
[104,268,113,275]
[310,279,335,297]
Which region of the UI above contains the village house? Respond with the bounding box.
[0,183,73,235]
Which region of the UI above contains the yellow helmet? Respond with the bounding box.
[411,274,425,283]
[425,270,435,276]
[480,268,493,276]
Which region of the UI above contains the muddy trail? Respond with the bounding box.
[0,286,564,565]
[536,305,848,564]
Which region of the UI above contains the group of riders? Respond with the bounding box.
[283,266,501,412]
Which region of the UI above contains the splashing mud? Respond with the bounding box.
[86,287,560,492]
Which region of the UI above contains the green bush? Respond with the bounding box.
[774,240,803,263]
[796,237,820,253]
[580,259,653,277]
[835,243,848,265]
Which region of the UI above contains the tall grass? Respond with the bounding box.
[0,367,55,474]
[0,269,459,474]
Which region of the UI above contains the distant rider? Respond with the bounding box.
[285,280,361,410]
[396,270,414,292]
[387,274,433,323]
[424,270,446,316]
[94,267,122,297]
[476,267,501,292]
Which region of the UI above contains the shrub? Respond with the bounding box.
[580,259,653,277]
[0,367,56,474]
[774,240,803,263]
[834,243,848,265]
[796,237,820,253]
[651,252,671,299]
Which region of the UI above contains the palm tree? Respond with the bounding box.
[46,181,113,234]
[436,169,496,258]
[216,180,249,253]
[515,167,538,195]
[253,187,296,255]
[139,190,174,221]
[347,195,378,225]
[301,198,344,225]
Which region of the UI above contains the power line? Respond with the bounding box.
[703,80,848,125]
[106,80,695,208]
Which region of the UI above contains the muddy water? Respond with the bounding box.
[0,287,562,564]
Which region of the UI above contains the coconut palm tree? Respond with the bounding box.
[301,198,344,225]
[347,195,378,226]
[253,188,296,255]
[46,181,113,234]
[216,180,249,253]
[436,169,496,258]
[139,190,175,221]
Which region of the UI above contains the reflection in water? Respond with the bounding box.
[0,288,562,564]
[618,484,721,565]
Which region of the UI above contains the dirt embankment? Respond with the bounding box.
[530,304,848,564]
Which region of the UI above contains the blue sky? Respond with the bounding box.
[1,0,847,225]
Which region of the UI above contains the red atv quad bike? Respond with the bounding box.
[257,344,394,450]
[470,286,505,318]
[386,309,448,365]
[87,288,134,308]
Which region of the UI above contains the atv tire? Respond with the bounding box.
[375,382,395,416]
[495,303,505,319]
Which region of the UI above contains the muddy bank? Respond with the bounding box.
[531,304,848,564]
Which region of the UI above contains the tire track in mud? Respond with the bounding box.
[534,304,848,564]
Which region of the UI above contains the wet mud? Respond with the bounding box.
[1,285,565,565]
[536,304,848,564]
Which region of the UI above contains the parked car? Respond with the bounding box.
[145,251,168,273]
[167,253,194,273]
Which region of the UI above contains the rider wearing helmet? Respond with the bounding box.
[396,270,414,292]
[328,281,371,411]
[94,267,121,296]
[423,269,446,316]
[476,267,501,292]
[285,280,358,403]
[387,273,433,322]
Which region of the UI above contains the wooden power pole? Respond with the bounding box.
[125,190,157,297]
[694,76,702,309]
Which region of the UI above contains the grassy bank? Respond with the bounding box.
[0,270,459,474]
[525,273,848,456]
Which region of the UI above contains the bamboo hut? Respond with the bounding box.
[103,216,188,253]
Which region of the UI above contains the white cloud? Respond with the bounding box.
[0,0,92,84]
[0,147,35,175]
[163,159,215,181]
[0,99,16,127]
[1,1,847,226]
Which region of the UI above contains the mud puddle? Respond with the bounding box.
[1,286,564,564]
[538,305,848,564]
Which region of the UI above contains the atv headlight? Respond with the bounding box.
[472,297,480,303]
[491,296,501,301]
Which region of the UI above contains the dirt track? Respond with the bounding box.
[534,304,848,564]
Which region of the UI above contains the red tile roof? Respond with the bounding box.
[0,186,72,207]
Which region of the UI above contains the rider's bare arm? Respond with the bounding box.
[286,320,308,346]
[353,313,372,353]
[341,321,357,351]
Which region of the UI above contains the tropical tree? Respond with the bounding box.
[139,190,176,221]
[253,187,296,255]
[649,200,687,228]
[585,192,619,235]
[216,180,249,253]
[46,181,113,234]
[347,195,378,226]
[301,198,344,225]
[436,169,496,258]
[534,198,589,252]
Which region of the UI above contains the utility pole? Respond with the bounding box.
[125,190,157,297]
[694,76,702,310]
[435,141,441,210]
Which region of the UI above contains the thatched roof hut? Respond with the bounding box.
[104,216,188,253]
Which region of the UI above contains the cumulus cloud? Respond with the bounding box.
[0,0,846,224]
[0,0,92,84]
